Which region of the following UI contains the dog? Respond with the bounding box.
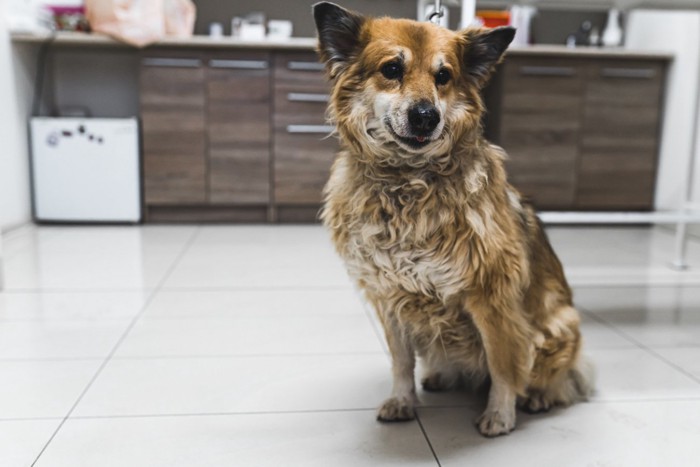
[313,2,594,437]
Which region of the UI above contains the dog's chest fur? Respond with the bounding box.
[325,156,487,302]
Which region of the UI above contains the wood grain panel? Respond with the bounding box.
[274,130,338,205]
[147,205,268,223]
[140,55,206,204]
[206,51,271,204]
[576,61,665,210]
[499,58,585,209]
[273,52,326,84]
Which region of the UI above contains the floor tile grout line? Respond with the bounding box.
[29,226,202,467]
[580,306,700,387]
[108,351,388,360]
[158,285,355,291]
[0,285,356,293]
[0,351,389,363]
[57,407,381,420]
[414,411,442,466]
[578,308,646,350]
[0,288,158,294]
[0,417,66,422]
[633,345,700,386]
[8,395,700,424]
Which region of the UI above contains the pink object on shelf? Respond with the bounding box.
[164,0,196,38]
[85,0,164,47]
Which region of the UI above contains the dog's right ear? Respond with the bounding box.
[313,2,365,78]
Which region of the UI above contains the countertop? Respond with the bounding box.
[10,31,675,60]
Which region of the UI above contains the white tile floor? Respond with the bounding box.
[1,224,700,466]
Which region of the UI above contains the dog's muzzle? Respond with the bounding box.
[408,101,440,140]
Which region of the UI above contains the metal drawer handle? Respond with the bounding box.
[287,93,330,103]
[287,61,325,71]
[209,59,268,70]
[286,125,335,134]
[142,58,201,68]
[519,65,575,77]
[601,68,655,79]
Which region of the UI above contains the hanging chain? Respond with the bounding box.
[428,0,444,24]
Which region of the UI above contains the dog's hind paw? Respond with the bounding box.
[475,407,516,437]
[421,373,449,392]
[517,392,553,414]
[377,397,415,422]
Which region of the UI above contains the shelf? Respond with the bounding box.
[10,31,674,60]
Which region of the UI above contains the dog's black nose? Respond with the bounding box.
[408,102,440,135]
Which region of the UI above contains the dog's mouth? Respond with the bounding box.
[385,122,433,150]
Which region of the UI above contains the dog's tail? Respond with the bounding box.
[554,352,596,405]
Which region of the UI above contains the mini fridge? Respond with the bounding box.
[30,117,141,223]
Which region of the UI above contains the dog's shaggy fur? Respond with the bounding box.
[313,2,594,437]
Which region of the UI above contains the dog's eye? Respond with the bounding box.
[435,68,451,86]
[380,62,403,81]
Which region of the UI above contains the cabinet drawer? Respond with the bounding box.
[274,85,330,128]
[273,52,330,129]
[274,52,326,84]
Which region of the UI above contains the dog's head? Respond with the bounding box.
[313,2,514,164]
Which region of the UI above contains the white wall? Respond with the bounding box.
[0,13,35,232]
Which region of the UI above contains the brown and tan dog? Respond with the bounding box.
[313,2,594,437]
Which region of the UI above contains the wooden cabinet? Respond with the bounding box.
[140,47,668,222]
[499,58,584,209]
[140,54,206,204]
[140,50,272,221]
[273,52,337,221]
[206,52,271,205]
[140,49,338,222]
[494,55,666,211]
[577,61,665,210]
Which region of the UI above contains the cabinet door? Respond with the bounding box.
[207,52,271,204]
[273,52,337,206]
[140,54,206,204]
[498,58,584,209]
[577,61,665,210]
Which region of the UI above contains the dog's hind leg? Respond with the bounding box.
[375,304,417,422]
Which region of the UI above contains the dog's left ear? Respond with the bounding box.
[461,26,515,86]
[313,2,366,78]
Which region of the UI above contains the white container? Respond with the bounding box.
[267,20,292,39]
[510,6,536,46]
[208,22,223,38]
[30,117,141,223]
[240,23,265,40]
[602,9,623,47]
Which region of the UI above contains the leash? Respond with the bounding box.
[427,0,445,24]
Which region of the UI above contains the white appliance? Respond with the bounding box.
[625,10,700,211]
[30,117,141,222]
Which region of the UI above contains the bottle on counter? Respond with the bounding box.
[602,9,623,47]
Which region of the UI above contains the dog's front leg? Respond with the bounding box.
[376,309,417,422]
[466,292,534,437]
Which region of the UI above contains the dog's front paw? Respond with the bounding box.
[475,407,516,437]
[377,397,415,422]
